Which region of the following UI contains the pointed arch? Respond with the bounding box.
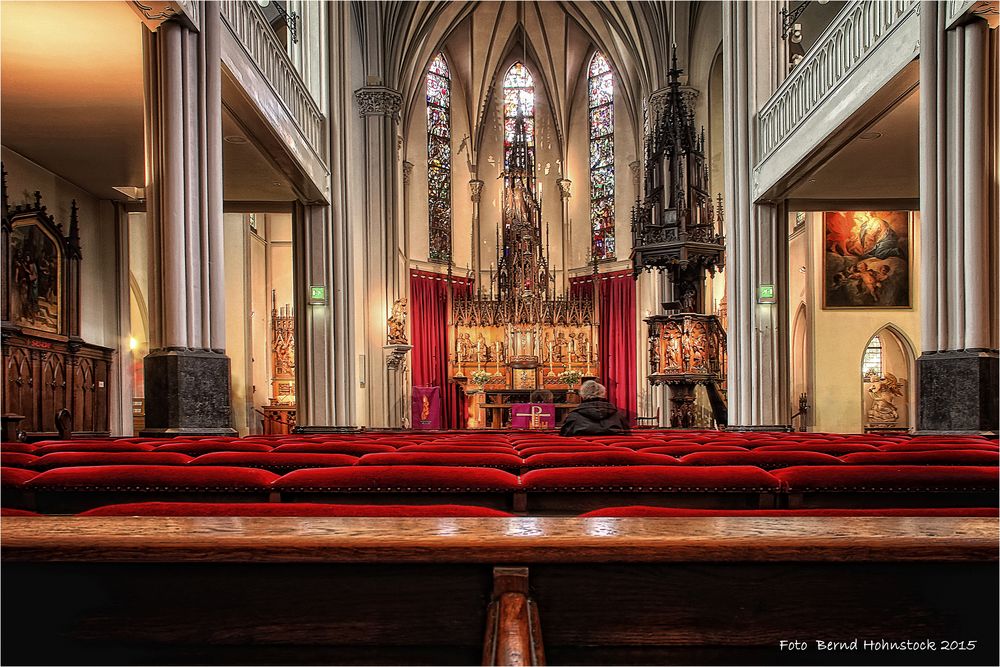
[860,324,917,431]
[427,52,452,263]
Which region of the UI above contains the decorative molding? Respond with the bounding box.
[384,344,412,371]
[469,179,484,203]
[556,178,572,200]
[219,1,325,161]
[757,0,918,164]
[130,0,200,31]
[355,86,403,119]
[402,161,414,186]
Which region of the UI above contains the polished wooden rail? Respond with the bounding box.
[2,516,996,563]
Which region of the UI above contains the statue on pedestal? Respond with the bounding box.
[387,298,408,344]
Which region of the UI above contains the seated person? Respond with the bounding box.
[559,380,629,436]
[511,389,555,430]
[529,389,554,403]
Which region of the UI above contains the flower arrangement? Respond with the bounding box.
[558,370,582,386]
[471,369,493,386]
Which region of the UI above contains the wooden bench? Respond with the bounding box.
[2,517,997,666]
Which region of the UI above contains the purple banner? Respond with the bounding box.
[412,386,443,430]
[510,403,555,430]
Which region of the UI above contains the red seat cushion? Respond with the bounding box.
[356,452,523,470]
[638,445,749,455]
[522,451,679,469]
[0,443,37,454]
[273,466,519,492]
[0,453,38,469]
[32,452,193,470]
[33,442,155,455]
[188,452,358,472]
[681,451,843,469]
[521,466,781,492]
[154,442,273,455]
[754,443,880,455]
[396,444,516,454]
[878,442,999,452]
[1,467,37,488]
[841,451,1000,466]
[580,506,1000,517]
[0,508,40,516]
[272,443,396,455]
[25,466,278,492]
[517,445,622,457]
[772,465,1000,493]
[79,502,515,517]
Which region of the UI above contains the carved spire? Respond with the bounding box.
[67,200,82,258]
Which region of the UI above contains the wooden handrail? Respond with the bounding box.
[2,517,996,563]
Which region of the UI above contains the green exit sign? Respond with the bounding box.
[758,284,776,304]
[309,285,327,305]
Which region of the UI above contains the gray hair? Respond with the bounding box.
[579,380,607,400]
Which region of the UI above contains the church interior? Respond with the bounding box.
[1,1,998,665]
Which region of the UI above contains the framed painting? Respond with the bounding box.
[10,220,63,333]
[822,210,911,309]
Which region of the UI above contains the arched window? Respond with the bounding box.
[502,62,535,172]
[862,335,883,380]
[427,53,452,263]
[588,51,615,260]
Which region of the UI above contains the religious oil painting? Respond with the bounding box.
[10,221,62,333]
[823,210,910,309]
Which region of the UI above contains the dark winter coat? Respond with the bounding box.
[559,398,629,436]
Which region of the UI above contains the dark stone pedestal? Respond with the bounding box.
[918,350,999,434]
[140,348,237,437]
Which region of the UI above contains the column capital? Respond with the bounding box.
[469,179,484,203]
[556,178,572,200]
[128,0,200,32]
[355,86,402,119]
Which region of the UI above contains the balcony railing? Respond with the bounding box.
[220,0,324,160]
[756,0,918,163]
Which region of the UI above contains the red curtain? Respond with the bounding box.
[571,270,637,423]
[410,270,470,429]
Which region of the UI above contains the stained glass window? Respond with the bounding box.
[427,53,452,263]
[502,62,535,172]
[588,51,615,260]
[862,335,883,380]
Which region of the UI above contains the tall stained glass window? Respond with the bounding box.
[502,62,535,171]
[427,53,452,263]
[588,51,615,260]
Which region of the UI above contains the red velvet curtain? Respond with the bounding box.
[570,270,637,423]
[410,270,470,429]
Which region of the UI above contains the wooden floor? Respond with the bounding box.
[2,517,997,666]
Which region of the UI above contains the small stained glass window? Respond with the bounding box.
[588,51,615,260]
[862,335,883,380]
[427,53,451,263]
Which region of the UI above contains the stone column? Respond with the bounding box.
[140,3,233,436]
[721,0,791,430]
[355,85,406,427]
[917,3,998,433]
[556,178,571,289]
[469,179,484,278]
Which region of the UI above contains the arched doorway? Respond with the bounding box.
[860,325,916,432]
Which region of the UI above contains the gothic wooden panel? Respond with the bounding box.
[40,352,68,432]
[4,346,35,427]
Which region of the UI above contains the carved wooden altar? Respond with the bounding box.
[260,290,295,434]
[448,112,598,427]
[1,165,114,436]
